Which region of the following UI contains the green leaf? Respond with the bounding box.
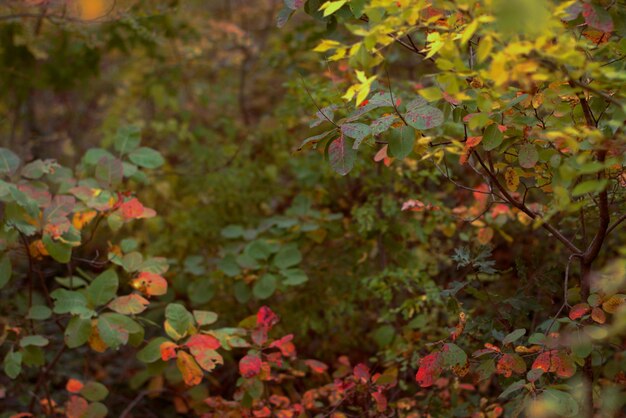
[137,337,169,363]
[42,234,72,263]
[81,381,109,401]
[518,144,538,168]
[193,310,218,326]
[253,274,277,299]
[404,104,444,130]
[122,252,143,272]
[97,313,142,349]
[128,147,165,169]
[27,305,52,320]
[483,124,504,151]
[503,328,526,345]
[218,255,241,277]
[51,289,90,315]
[95,156,123,187]
[84,402,108,418]
[273,246,302,269]
[3,351,22,379]
[0,253,12,289]
[0,148,21,176]
[244,240,273,260]
[221,225,245,239]
[540,389,579,417]
[499,379,526,398]
[341,123,370,149]
[572,179,608,197]
[233,281,251,304]
[165,303,193,340]
[87,269,119,307]
[388,126,415,159]
[328,136,356,176]
[20,335,49,347]
[281,268,308,286]
[114,125,141,155]
[441,343,467,367]
[64,316,92,348]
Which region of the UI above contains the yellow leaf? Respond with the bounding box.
[476,35,493,64]
[461,20,478,45]
[320,0,347,17]
[602,295,626,314]
[505,167,519,192]
[176,351,203,386]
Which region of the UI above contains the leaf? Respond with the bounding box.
[572,179,608,197]
[404,103,444,130]
[87,269,119,307]
[66,395,88,418]
[84,402,108,418]
[273,246,302,269]
[505,167,519,191]
[131,271,168,296]
[0,253,12,289]
[80,381,109,402]
[0,148,21,176]
[239,354,262,378]
[20,335,49,347]
[253,274,278,300]
[341,123,370,149]
[518,144,538,168]
[108,294,150,315]
[122,252,143,272]
[602,294,626,313]
[503,328,526,345]
[64,316,92,348]
[257,306,279,329]
[165,303,194,340]
[328,136,356,176]
[498,379,525,399]
[532,350,576,378]
[415,351,442,387]
[51,289,89,315]
[320,0,347,16]
[281,268,308,286]
[114,125,141,155]
[476,359,495,381]
[42,234,72,263]
[185,334,221,356]
[95,156,123,187]
[137,337,170,363]
[441,343,467,368]
[388,126,415,159]
[304,359,328,373]
[496,353,526,377]
[591,307,606,324]
[539,389,580,417]
[370,115,396,135]
[97,313,142,349]
[27,305,52,320]
[3,351,22,379]
[568,303,591,320]
[176,351,203,386]
[193,349,224,372]
[128,147,165,169]
[582,3,613,32]
[298,130,335,150]
[193,310,218,326]
[483,124,504,151]
[66,378,84,393]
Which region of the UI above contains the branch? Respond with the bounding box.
[473,152,582,254]
[607,213,626,235]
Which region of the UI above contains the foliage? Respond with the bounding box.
[0,0,625,417]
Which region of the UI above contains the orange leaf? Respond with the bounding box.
[496,353,526,378]
[569,303,590,320]
[591,307,606,324]
[65,396,88,418]
[65,378,83,393]
[160,341,178,361]
[531,350,576,378]
[131,272,168,296]
[176,351,203,386]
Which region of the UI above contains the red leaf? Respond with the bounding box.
[65,378,83,393]
[415,352,442,388]
[239,354,262,378]
[65,396,88,418]
[569,303,591,320]
[269,334,296,357]
[582,3,614,32]
[401,199,440,212]
[160,341,178,361]
[371,389,388,412]
[304,359,328,374]
[185,334,221,356]
[496,353,526,378]
[532,350,576,378]
[256,306,279,330]
[132,272,168,296]
[353,363,371,383]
